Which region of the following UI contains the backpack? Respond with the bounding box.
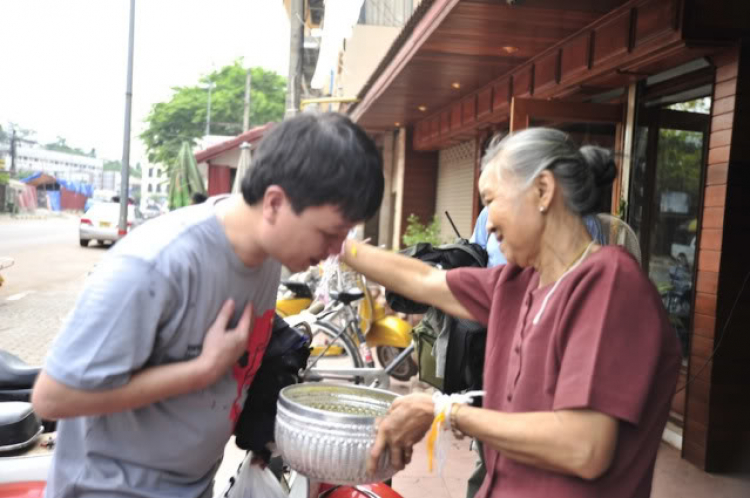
[386,239,488,313]
[234,314,311,464]
[386,239,488,397]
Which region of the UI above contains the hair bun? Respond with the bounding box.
[580,145,616,188]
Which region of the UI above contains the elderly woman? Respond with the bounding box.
[341,128,681,498]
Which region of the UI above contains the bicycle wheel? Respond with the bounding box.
[307,321,366,384]
[376,346,418,382]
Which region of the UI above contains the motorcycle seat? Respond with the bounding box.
[281,280,313,299]
[329,288,365,305]
[0,351,40,390]
[0,401,41,450]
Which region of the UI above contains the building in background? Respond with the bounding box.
[194,124,272,196]
[141,164,168,204]
[0,144,103,188]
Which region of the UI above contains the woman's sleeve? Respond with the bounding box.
[445,265,504,325]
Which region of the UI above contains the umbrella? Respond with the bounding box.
[168,141,207,210]
[232,142,252,194]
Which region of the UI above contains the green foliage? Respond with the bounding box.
[45,137,95,157]
[168,141,207,210]
[0,171,9,186]
[103,160,121,172]
[402,214,444,247]
[656,128,702,211]
[104,160,141,178]
[141,60,286,168]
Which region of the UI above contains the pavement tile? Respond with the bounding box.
[392,476,452,498]
[443,477,469,498]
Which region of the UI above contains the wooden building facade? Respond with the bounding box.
[350,0,750,472]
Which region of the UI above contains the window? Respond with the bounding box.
[148,184,153,193]
[149,168,154,177]
[358,0,413,27]
[156,184,161,193]
[629,87,711,361]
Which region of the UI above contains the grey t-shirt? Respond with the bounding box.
[44,198,281,498]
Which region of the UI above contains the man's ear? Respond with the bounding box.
[535,170,556,210]
[262,185,286,224]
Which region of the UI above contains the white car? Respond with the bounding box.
[670,236,696,267]
[79,202,144,247]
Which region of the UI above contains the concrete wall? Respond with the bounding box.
[339,24,400,98]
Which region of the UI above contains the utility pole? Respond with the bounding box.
[243,69,252,132]
[285,0,304,119]
[9,129,16,177]
[118,0,136,237]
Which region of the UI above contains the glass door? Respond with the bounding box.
[629,98,710,359]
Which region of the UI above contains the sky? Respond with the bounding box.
[0,0,290,165]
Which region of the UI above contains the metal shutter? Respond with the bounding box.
[435,140,476,242]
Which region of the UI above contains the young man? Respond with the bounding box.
[32,112,384,498]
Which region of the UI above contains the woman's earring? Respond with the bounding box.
[539,206,546,213]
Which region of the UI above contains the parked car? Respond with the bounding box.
[142,205,163,220]
[79,202,144,247]
[671,235,696,267]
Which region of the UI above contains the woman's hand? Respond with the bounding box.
[367,393,435,475]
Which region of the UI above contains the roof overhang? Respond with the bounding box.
[194,123,274,163]
[350,0,629,131]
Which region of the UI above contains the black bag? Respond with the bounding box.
[386,239,488,314]
[234,314,310,463]
[386,238,488,398]
[443,318,486,396]
[414,313,486,398]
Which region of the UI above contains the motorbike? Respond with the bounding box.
[0,350,405,498]
[0,351,53,496]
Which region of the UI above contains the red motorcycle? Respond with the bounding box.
[0,351,405,498]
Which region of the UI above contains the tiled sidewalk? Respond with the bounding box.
[391,437,750,498]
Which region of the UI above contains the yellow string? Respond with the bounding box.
[426,411,445,472]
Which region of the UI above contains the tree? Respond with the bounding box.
[141,60,286,168]
[104,159,140,178]
[45,136,94,157]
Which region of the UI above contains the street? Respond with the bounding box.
[0,216,107,365]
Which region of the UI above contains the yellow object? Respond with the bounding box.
[276,297,312,318]
[426,410,446,472]
[311,344,345,356]
[366,315,412,348]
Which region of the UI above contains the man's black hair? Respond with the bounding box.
[191,192,208,204]
[242,112,384,222]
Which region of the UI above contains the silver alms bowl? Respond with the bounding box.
[275,383,399,485]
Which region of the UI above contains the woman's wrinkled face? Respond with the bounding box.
[478,158,543,267]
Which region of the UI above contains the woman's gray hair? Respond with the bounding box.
[481,127,616,215]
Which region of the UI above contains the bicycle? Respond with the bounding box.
[289,285,416,390]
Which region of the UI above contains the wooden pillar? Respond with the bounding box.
[378,132,395,249]
[684,41,750,473]
[397,127,438,248]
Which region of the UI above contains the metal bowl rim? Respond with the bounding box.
[278,382,399,423]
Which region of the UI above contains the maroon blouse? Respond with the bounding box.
[446,246,681,498]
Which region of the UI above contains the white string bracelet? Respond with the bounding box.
[427,391,485,474]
